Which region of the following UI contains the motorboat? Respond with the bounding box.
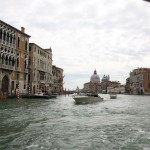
[110,93,117,99]
[21,93,57,99]
[73,93,103,104]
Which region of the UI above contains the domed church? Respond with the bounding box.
[90,70,100,83]
[83,70,101,94]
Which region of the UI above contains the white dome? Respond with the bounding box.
[90,70,100,83]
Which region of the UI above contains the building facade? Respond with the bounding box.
[101,75,110,93]
[52,65,64,94]
[28,43,53,94]
[125,77,130,94]
[83,82,90,93]
[0,20,64,97]
[0,20,30,96]
[130,68,150,95]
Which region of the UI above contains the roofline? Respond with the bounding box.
[29,43,52,54]
[52,65,63,71]
[0,20,31,37]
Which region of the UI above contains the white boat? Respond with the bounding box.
[110,93,117,99]
[73,94,103,104]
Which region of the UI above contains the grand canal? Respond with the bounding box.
[0,94,150,150]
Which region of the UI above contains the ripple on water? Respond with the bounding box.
[1,95,150,150]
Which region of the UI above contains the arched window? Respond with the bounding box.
[11,81,15,91]
[18,37,20,48]
[0,29,2,39]
[3,31,6,41]
[10,34,12,43]
[2,55,4,64]
[13,35,16,44]
[24,59,27,68]
[9,57,11,65]
[5,56,8,65]
[17,53,19,67]
[25,40,28,50]
[7,33,9,42]
[12,58,15,66]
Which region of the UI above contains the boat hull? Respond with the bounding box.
[73,96,103,104]
[110,94,117,99]
[21,94,57,99]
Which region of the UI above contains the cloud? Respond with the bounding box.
[1,0,150,90]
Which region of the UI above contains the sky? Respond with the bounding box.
[1,0,150,90]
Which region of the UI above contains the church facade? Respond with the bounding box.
[83,70,101,94]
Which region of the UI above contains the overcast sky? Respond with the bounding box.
[1,0,150,90]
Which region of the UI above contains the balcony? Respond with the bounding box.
[24,68,28,73]
[40,80,46,84]
[48,80,53,84]
[37,67,46,72]
[0,64,14,70]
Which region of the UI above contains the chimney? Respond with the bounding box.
[21,27,25,33]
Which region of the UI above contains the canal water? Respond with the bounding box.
[0,94,150,150]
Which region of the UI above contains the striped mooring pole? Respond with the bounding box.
[28,86,30,95]
[17,84,20,99]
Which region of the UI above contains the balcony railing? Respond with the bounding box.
[40,80,46,84]
[0,64,14,70]
[37,67,46,72]
[24,68,28,73]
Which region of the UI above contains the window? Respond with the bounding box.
[0,29,2,39]
[16,84,19,89]
[16,61,19,67]
[12,58,15,66]
[25,41,27,50]
[3,31,6,41]
[40,74,45,80]
[11,81,14,90]
[29,46,31,51]
[28,74,30,82]
[18,37,20,48]
[2,55,4,64]
[5,56,8,65]
[24,58,27,69]
[148,74,150,80]
[13,36,16,44]
[7,33,9,42]
[17,73,19,80]
[10,34,12,43]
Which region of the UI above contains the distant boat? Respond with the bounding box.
[21,93,57,99]
[110,93,117,99]
[73,93,103,104]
